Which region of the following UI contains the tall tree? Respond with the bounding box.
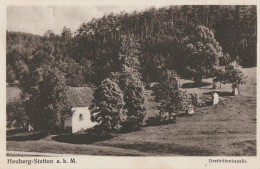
[117,35,146,130]
[90,78,125,134]
[25,65,71,132]
[185,25,224,84]
[120,69,146,130]
[154,69,186,121]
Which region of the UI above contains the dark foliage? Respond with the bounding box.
[6,98,28,128]
[7,6,256,85]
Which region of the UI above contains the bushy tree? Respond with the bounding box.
[90,78,125,134]
[216,61,247,89]
[119,69,146,130]
[25,65,71,131]
[154,69,187,121]
[185,25,224,84]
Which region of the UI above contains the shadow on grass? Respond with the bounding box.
[176,113,194,117]
[204,91,233,97]
[194,91,234,107]
[7,128,27,136]
[182,82,212,89]
[101,142,215,156]
[7,131,49,141]
[52,132,113,144]
[145,116,177,127]
[119,127,142,134]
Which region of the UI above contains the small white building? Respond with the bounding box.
[63,87,96,133]
[212,92,219,105]
[64,107,96,133]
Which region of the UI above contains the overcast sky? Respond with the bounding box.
[7,6,164,35]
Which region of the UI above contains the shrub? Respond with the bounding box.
[189,93,201,107]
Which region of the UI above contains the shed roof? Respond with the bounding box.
[66,87,93,107]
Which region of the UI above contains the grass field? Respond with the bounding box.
[6,68,256,156]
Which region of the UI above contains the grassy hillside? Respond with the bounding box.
[7,67,256,156]
[94,96,256,156]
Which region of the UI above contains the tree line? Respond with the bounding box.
[7,5,256,86]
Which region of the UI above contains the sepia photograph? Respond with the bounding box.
[5,4,257,159]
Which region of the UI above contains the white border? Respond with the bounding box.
[0,0,259,169]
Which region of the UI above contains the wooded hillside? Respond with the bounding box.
[7,5,256,86]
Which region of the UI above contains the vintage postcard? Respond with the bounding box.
[0,0,259,169]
